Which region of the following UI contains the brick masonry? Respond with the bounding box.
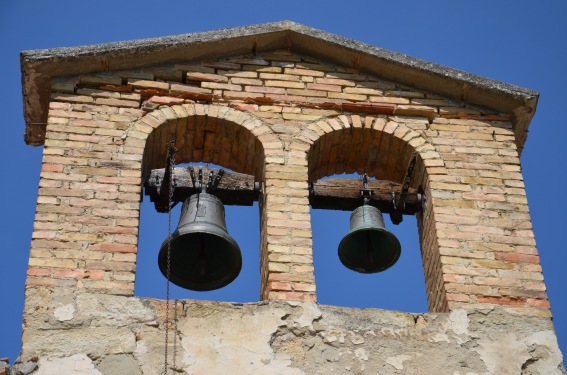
[25,49,548,315]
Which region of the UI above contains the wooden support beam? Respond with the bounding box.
[309,178,421,214]
[144,166,259,212]
[144,167,422,215]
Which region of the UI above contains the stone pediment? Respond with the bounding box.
[21,21,537,148]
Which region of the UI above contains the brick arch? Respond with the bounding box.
[123,103,281,180]
[123,103,285,301]
[302,114,445,185]
[303,114,451,312]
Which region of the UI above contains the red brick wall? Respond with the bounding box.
[26,50,547,315]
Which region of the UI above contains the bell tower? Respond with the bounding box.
[15,22,564,374]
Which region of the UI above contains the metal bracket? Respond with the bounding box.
[390,152,418,225]
[188,166,225,194]
[360,173,373,204]
[208,169,224,193]
[155,141,177,212]
[189,167,197,189]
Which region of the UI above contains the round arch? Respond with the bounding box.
[303,114,450,312]
[301,114,445,185]
[122,103,281,180]
[121,103,283,300]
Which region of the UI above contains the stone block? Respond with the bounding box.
[22,327,136,358]
[97,355,141,375]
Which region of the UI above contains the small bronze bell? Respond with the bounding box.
[338,203,401,273]
[158,192,242,291]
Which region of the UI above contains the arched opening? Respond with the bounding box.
[310,175,426,311]
[307,116,433,312]
[133,105,265,302]
[140,106,263,179]
[135,164,261,302]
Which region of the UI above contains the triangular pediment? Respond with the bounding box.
[21,21,537,148]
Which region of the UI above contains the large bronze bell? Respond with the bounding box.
[158,192,242,291]
[338,204,401,273]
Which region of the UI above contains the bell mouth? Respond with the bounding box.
[338,227,401,273]
[158,192,242,291]
[338,204,401,273]
[158,230,242,291]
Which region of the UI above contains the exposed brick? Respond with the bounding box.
[50,93,94,104]
[286,89,326,97]
[202,82,242,91]
[219,70,258,78]
[147,96,185,105]
[328,92,366,102]
[129,79,169,91]
[494,253,540,264]
[85,260,136,272]
[245,86,285,94]
[230,102,258,111]
[90,243,137,253]
[344,87,383,95]
[53,269,105,280]
[316,77,357,87]
[27,268,52,277]
[268,281,292,291]
[186,72,229,83]
[95,98,140,108]
[283,68,325,77]
[293,283,316,292]
[259,73,301,81]
[265,80,305,89]
[170,83,212,95]
[526,299,551,308]
[476,296,526,306]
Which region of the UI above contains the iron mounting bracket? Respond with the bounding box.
[390,152,418,225]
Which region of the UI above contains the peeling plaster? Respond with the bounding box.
[16,294,565,375]
[290,302,322,330]
[35,354,102,375]
[53,304,75,321]
[449,309,470,336]
[179,306,304,374]
[477,333,531,374]
[349,331,365,345]
[386,354,412,370]
[522,331,564,374]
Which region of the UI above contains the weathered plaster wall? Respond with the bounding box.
[13,292,565,374]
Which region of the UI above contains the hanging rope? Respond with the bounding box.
[163,141,176,375]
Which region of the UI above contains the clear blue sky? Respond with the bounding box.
[1,0,565,364]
